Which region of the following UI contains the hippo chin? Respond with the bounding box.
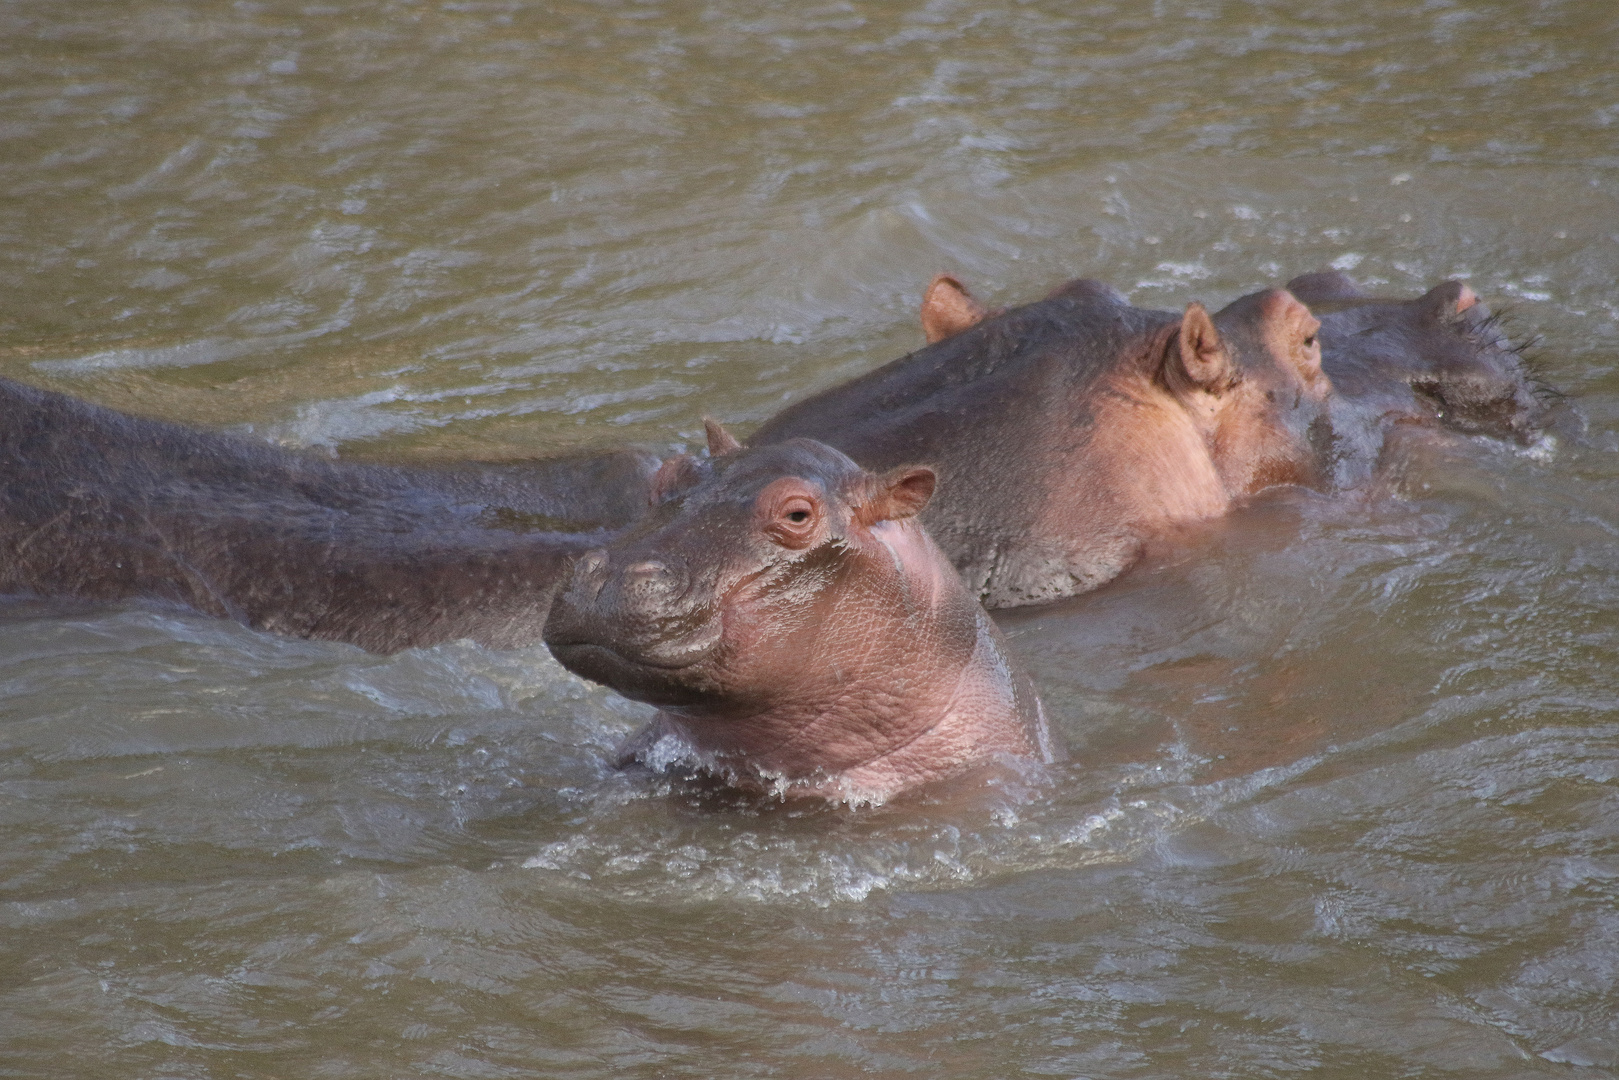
[0,377,659,652]
[543,424,1055,803]
[750,275,1333,609]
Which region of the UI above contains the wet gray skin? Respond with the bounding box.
[0,376,658,652]
[544,431,1051,798]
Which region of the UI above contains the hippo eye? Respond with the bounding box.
[764,494,821,548]
[1303,334,1317,348]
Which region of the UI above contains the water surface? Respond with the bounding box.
[2,1,1618,1076]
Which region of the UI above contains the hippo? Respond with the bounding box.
[750,277,1332,608]
[0,377,658,652]
[1284,270,1551,456]
[543,423,1055,802]
[923,270,1551,460]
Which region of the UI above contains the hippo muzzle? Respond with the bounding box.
[543,546,725,707]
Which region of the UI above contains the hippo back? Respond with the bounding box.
[0,377,658,651]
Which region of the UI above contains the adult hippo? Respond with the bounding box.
[543,424,1055,802]
[750,279,1333,608]
[924,270,1551,466]
[0,377,658,652]
[1283,270,1551,462]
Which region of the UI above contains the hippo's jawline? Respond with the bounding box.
[546,638,713,688]
[549,638,706,669]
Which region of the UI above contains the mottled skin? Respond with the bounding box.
[752,277,1332,608]
[0,377,658,652]
[543,427,1053,802]
[1285,270,1550,457]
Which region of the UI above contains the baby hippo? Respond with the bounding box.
[542,423,1054,803]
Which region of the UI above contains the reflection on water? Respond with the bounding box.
[3,0,1619,1076]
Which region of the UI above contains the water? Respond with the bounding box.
[2,1,1618,1076]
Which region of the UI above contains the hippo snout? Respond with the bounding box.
[566,548,693,614]
[544,546,722,705]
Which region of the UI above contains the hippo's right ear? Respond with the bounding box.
[1165,302,1234,393]
[703,417,743,458]
[1419,280,1480,321]
[920,274,990,344]
[859,466,937,524]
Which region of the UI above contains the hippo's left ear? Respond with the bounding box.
[1167,302,1234,393]
[859,466,937,524]
[920,274,991,344]
[649,453,704,504]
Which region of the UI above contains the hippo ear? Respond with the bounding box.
[703,417,743,458]
[860,466,936,524]
[1420,280,1480,321]
[1168,302,1233,392]
[920,274,990,344]
[648,453,703,505]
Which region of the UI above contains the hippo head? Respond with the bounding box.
[543,425,946,716]
[1161,288,1335,496]
[918,275,1335,497]
[1288,271,1551,445]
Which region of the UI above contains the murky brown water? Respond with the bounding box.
[3,1,1619,1076]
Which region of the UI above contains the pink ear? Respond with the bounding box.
[860,466,936,524]
[920,274,990,344]
[703,417,742,457]
[1174,302,1231,390]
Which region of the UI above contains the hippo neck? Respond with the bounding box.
[1085,371,1232,517]
[797,608,1051,801]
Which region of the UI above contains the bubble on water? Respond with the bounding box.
[1518,434,1559,463]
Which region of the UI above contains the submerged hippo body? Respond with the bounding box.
[1285,271,1551,466]
[0,377,659,652]
[751,279,1332,608]
[543,427,1054,802]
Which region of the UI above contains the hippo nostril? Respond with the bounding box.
[625,559,668,579]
